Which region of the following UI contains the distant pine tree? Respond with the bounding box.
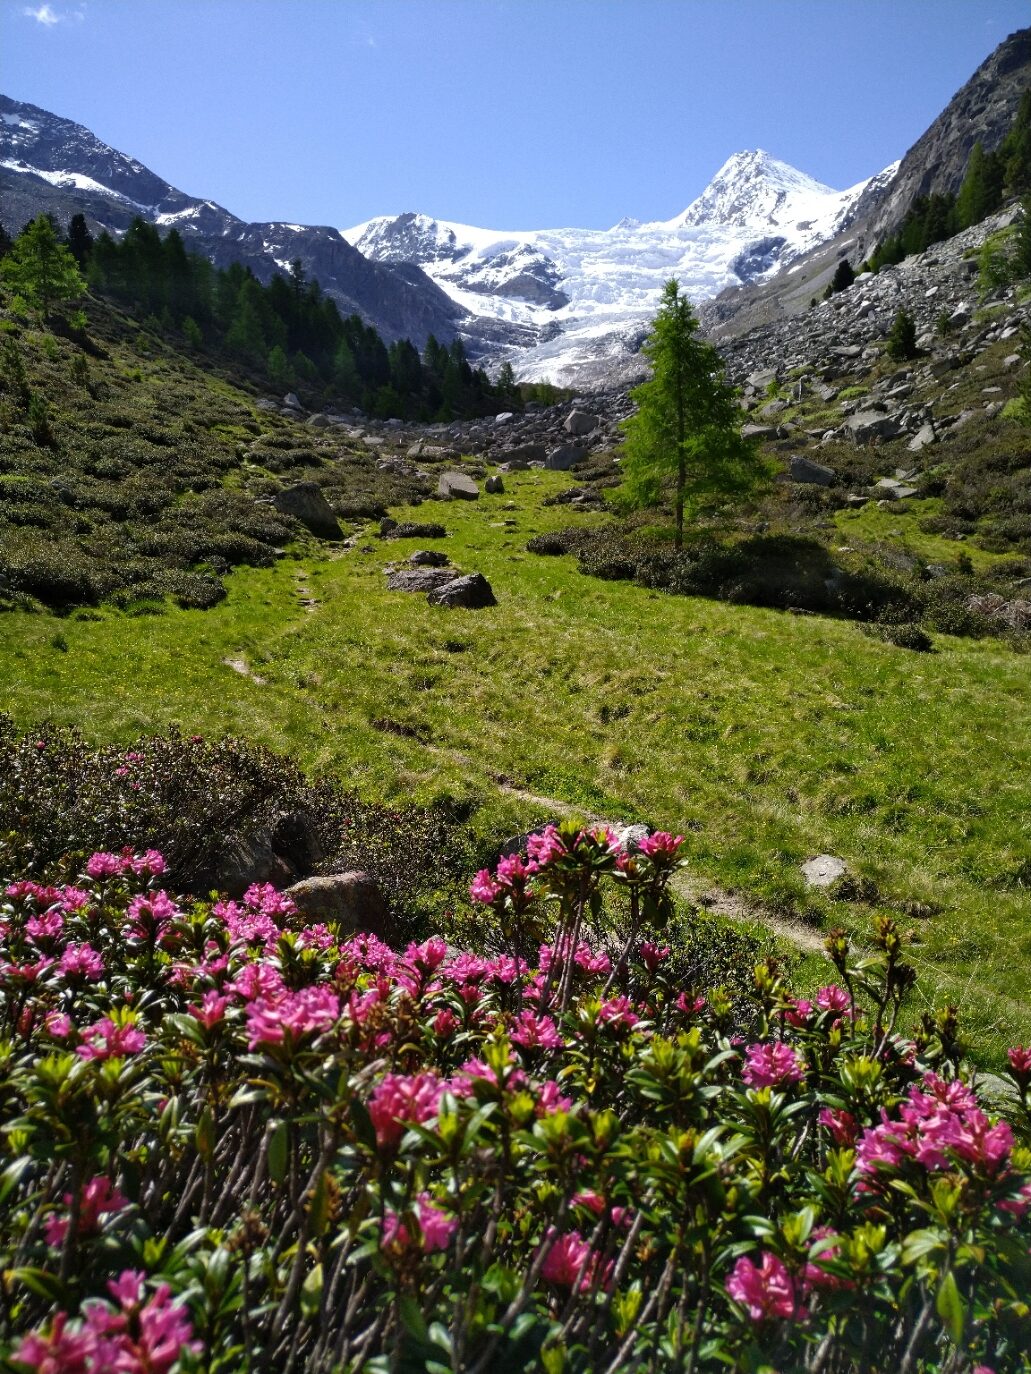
[66,213,94,268]
[887,308,917,361]
[0,221,14,259]
[830,259,855,293]
[956,141,1005,229]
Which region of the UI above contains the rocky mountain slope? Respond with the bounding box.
[344,151,895,386]
[0,95,465,348]
[701,26,1031,341]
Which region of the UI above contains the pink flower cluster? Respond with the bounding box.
[381,1193,457,1253]
[12,1269,199,1374]
[44,1175,128,1247]
[727,1251,801,1322]
[369,1071,446,1147]
[539,1229,613,1292]
[856,1074,1014,1182]
[245,985,341,1050]
[741,1041,806,1090]
[86,849,166,880]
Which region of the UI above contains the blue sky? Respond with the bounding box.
[5,0,1030,230]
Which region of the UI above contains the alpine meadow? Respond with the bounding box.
[1,11,1030,1373]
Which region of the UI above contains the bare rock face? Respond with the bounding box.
[426,572,497,608]
[437,471,480,500]
[271,482,341,539]
[285,871,392,939]
[193,810,325,897]
[386,567,458,594]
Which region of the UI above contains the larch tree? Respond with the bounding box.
[0,214,85,318]
[619,278,770,548]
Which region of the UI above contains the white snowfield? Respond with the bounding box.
[344,150,899,383]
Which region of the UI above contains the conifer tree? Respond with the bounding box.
[66,213,94,268]
[956,142,1005,229]
[830,259,855,293]
[887,308,917,360]
[0,214,85,318]
[620,279,769,549]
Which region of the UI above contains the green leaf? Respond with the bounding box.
[936,1269,964,1343]
[398,1293,429,1342]
[7,1266,67,1304]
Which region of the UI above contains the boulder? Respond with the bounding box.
[306,413,331,428]
[427,573,497,609]
[501,444,547,465]
[379,516,398,536]
[801,854,848,889]
[409,549,449,567]
[386,567,458,594]
[786,455,836,486]
[284,872,392,940]
[406,441,425,459]
[485,474,505,494]
[907,423,937,453]
[845,411,902,444]
[741,423,776,440]
[282,392,302,411]
[563,409,599,436]
[545,444,587,471]
[438,471,480,500]
[271,482,341,539]
[194,809,324,898]
[494,411,515,426]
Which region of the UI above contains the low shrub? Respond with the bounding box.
[0,826,1028,1371]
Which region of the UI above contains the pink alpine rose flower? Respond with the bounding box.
[741,1041,806,1089]
[76,1016,146,1060]
[815,983,851,1014]
[469,869,502,905]
[381,1193,457,1253]
[245,986,340,1049]
[369,1072,445,1147]
[86,852,124,879]
[539,1229,613,1291]
[727,1252,801,1321]
[59,943,104,982]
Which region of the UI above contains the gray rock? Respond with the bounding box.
[564,409,600,436]
[438,471,480,501]
[846,410,902,444]
[907,423,937,452]
[306,412,331,428]
[379,516,398,536]
[271,482,341,539]
[545,444,587,471]
[484,474,505,494]
[786,455,836,485]
[494,411,515,426]
[284,872,392,939]
[386,567,458,594]
[801,854,848,889]
[409,550,449,567]
[406,440,425,459]
[875,478,919,499]
[282,392,302,411]
[501,444,548,465]
[427,573,497,609]
[741,423,776,440]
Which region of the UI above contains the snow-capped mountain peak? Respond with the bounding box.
[343,150,896,384]
[672,149,836,229]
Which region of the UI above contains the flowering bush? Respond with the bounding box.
[1,821,1029,1372]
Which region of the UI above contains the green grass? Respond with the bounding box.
[2,470,1029,1061]
[833,497,1006,570]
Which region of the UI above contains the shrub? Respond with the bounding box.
[0,826,1028,1371]
[27,391,54,445]
[887,308,918,361]
[868,621,935,652]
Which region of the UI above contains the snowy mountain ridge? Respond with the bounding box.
[343,150,899,383]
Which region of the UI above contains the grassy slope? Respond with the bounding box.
[2,469,1029,1060]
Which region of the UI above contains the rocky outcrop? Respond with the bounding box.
[426,573,497,609]
[437,471,480,500]
[284,872,392,939]
[271,483,341,539]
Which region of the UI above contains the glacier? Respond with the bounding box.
[344,150,899,385]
